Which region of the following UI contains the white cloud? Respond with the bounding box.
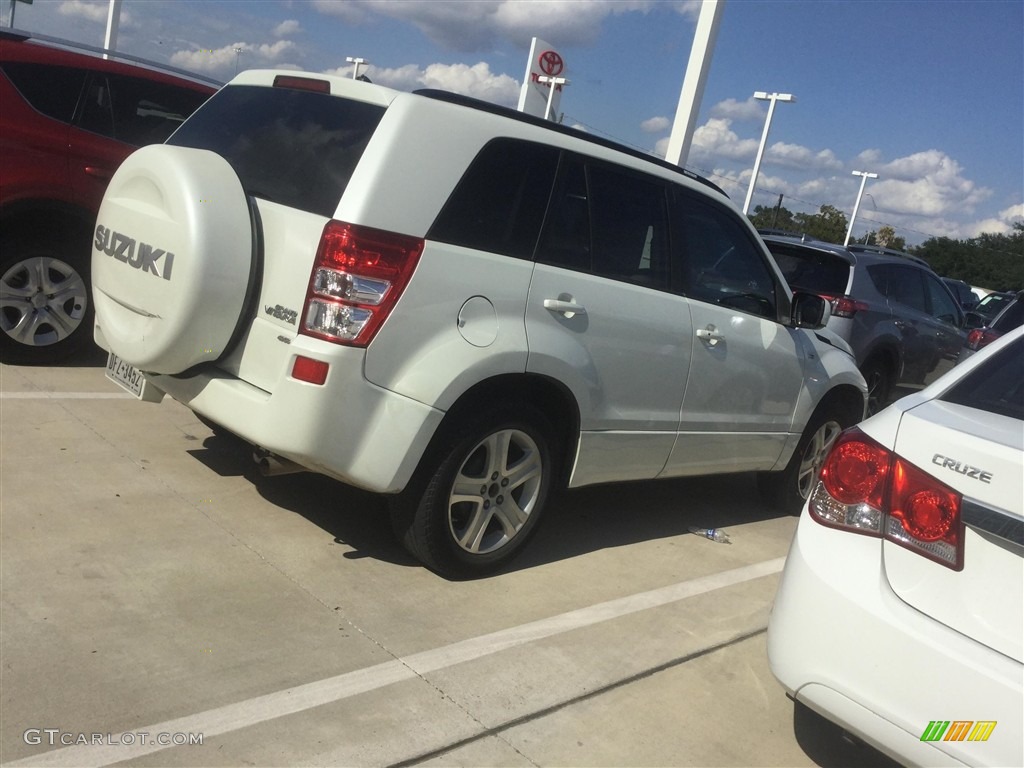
[339,61,520,105]
[58,0,132,24]
[998,203,1024,222]
[961,204,1024,237]
[170,40,297,75]
[312,0,696,51]
[854,148,884,167]
[641,116,670,133]
[867,150,992,217]
[689,118,759,161]
[710,97,765,122]
[961,218,1013,237]
[274,19,301,37]
[766,142,843,171]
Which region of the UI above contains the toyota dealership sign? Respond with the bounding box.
[517,37,566,120]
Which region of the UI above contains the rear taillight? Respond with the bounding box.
[829,295,868,318]
[810,428,963,570]
[966,327,1002,351]
[300,221,423,347]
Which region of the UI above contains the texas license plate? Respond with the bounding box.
[105,352,147,398]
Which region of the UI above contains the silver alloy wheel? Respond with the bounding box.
[0,257,88,347]
[447,427,544,555]
[796,418,843,500]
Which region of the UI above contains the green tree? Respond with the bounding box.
[748,202,799,233]
[793,205,848,244]
[860,226,907,251]
[912,223,1024,291]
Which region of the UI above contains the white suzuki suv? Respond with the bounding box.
[92,70,866,578]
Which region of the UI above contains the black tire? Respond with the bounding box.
[0,231,94,365]
[861,357,892,416]
[390,403,555,579]
[759,408,849,514]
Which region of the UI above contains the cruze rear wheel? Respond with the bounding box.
[391,404,554,579]
[0,234,93,364]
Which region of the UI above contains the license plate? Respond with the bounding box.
[105,352,147,398]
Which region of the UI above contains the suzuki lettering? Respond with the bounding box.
[94,225,175,281]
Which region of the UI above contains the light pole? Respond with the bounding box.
[537,75,568,121]
[844,170,878,246]
[742,91,795,215]
[346,57,368,80]
[233,47,243,75]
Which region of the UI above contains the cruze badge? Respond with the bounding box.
[932,454,993,484]
[94,225,174,281]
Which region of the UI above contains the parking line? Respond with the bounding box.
[6,557,785,768]
[0,392,133,399]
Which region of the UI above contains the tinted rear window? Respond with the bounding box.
[2,62,86,122]
[78,73,210,146]
[942,336,1023,420]
[768,244,851,295]
[168,85,385,217]
[428,138,558,260]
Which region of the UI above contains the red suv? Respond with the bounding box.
[0,30,216,364]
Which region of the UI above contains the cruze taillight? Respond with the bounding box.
[301,221,423,347]
[966,327,1002,351]
[809,428,964,570]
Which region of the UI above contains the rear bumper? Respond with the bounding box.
[145,335,443,494]
[767,508,1023,768]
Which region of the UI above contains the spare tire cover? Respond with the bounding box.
[92,144,253,374]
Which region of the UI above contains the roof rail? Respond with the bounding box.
[1,27,222,88]
[413,88,727,197]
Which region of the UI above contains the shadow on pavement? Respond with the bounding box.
[187,425,794,576]
[792,700,902,768]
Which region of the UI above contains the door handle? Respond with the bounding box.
[696,325,723,346]
[543,298,587,319]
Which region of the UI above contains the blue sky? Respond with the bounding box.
[10,0,1023,246]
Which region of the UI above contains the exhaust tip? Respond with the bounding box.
[253,449,306,477]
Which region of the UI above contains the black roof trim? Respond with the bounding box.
[1,27,222,88]
[413,88,726,197]
[760,234,856,263]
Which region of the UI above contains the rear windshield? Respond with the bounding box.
[167,84,385,218]
[767,244,851,295]
[942,336,1023,421]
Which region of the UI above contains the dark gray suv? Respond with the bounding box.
[763,235,966,414]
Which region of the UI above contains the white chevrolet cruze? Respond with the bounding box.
[768,325,1023,767]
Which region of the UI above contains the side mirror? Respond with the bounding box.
[791,292,830,330]
[964,311,984,329]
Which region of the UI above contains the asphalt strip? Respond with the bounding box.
[6,558,786,768]
[0,392,133,399]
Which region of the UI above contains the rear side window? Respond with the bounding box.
[874,264,927,313]
[768,244,851,296]
[943,337,1023,420]
[428,138,558,260]
[168,85,385,218]
[78,73,210,146]
[1,62,85,122]
[924,273,961,324]
[535,154,672,291]
[587,164,670,288]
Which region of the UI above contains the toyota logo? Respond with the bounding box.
[538,50,564,76]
